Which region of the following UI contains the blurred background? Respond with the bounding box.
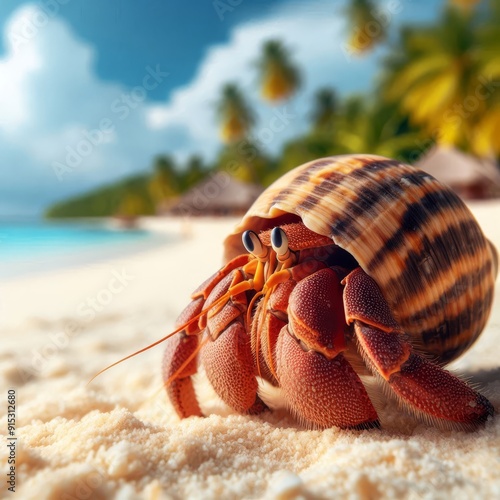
[1,0,499,223]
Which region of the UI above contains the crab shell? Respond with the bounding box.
[224,154,498,363]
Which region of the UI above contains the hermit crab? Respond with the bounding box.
[163,154,497,430]
[94,155,498,430]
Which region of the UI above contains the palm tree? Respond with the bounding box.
[216,140,272,185]
[334,96,426,160]
[275,93,424,183]
[450,0,481,12]
[216,83,255,143]
[346,0,386,55]
[180,155,206,191]
[257,40,301,102]
[469,1,500,156]
[382,5,500,156]
[148,155,180,206]
[310,88,338,135]
[272,88,339,180]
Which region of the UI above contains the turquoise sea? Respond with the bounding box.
[0,219,168,279]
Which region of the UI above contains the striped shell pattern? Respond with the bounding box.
[224,154,498,364]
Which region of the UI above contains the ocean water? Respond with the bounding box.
[0,219,168,279]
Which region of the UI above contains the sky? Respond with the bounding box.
[0,0,443,217]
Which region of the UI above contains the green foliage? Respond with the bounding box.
[257,39,301,102]
[345,0,386,55]
[179,155,207,191]
[149,155,180,205]
[215,141,276,185]
[45,174,155,218]
[381,3,500,155]
[216,83,255,143]
[310,88,338,136]
[45,154,213,218]
[332,96,426,161]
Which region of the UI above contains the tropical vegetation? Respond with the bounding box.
[345,0,386,54]
[257,40,301,102]
[46,0,500,218]
[382,4,500,156]
[217,83,255,143]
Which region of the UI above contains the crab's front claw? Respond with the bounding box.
[276,268,379,429]
[344,268,494,429]
[201,321,267,414]
[276,330,379,429]
[200,269,267,415]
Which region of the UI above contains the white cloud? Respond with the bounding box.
[0,4,172,215]
[0,6,43,131]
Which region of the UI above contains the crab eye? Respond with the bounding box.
[242,230,268,260]
[271,227,290,260]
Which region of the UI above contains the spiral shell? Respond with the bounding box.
[224,154,498,363]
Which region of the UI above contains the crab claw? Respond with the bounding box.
[276,268,379,429]
[343,268,494,429]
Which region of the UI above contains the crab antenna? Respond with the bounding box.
[87,330,184,384]
[90,235,267,385]
[88,283,251,384]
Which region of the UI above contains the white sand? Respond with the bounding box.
[1,206,500,500]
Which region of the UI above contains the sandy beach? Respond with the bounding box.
[1,204,500,500]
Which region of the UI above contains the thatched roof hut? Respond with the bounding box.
[166,172,263,216]
[416,146,500,199]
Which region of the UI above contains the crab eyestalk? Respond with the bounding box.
[271,227,291,261]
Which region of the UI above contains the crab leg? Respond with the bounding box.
[200,269,267,414]
[162,297,204,418]
[276,268,379,429]
[343,268,494,429]
[162,254,252,419]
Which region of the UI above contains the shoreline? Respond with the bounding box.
[3,198,497,281]
[0,217,240,331]
[0,216,238,282]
